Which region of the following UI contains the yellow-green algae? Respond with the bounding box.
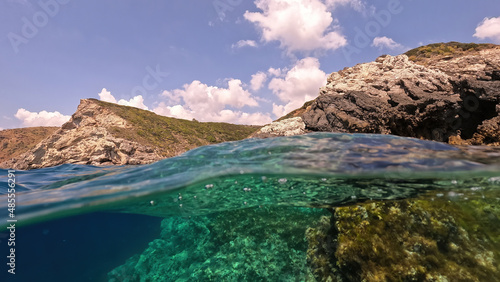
[306,195,500,281]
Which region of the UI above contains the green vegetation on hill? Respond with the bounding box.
[405,41,498,64]
[91,99,260,157]
[276,100,314,122]
[0,127,58,163]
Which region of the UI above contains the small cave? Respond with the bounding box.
[451,80,499,141]
[456,95,498,140]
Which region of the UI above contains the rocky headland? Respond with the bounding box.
[254,42,500,146]
[1,99,258,170]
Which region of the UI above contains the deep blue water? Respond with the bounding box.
[0,212,162,282]
[0,133,499,281]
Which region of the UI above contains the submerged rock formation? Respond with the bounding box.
[108,207,327,281]
[2,99,163,170]
[306,197,500,281]
[265,43,500,145]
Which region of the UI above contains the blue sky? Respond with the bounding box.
[1,0,499,129]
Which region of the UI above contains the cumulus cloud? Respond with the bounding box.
[117,95,149,110]
[372,36,403,50]
[268,57,327,117]
[250,71,268,91]
[15,108,71,127]
[98,88,117,103]
[474,16,500,44]
[154,79,272,125]
[325,0,367,12]
[232,40,258,48]
[244,0,347,54]
[268,67,284,77]
[98,88,149,110]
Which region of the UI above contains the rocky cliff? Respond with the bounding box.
[255,43,500,145]
[2,99,259,170]
[2,99,162,169]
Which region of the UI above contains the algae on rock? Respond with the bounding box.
[306,196,500,281]
[108,206,328,281]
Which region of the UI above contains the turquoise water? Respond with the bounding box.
[1,133,500,281]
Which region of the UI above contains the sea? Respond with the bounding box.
[1,133,500,281]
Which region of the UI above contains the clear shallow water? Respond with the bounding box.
[1,133,500,281]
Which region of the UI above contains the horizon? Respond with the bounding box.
[1,0,499,130]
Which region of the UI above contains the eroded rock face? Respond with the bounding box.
[302,49,500,145]
[2,99,162,170]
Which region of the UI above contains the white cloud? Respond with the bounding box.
[117,96,149,110]
[98,88,117,103]
[372,36,402,50]
[325,0,366,12]
[98,88,149,110]
[268,57,327,117]
[244,0,347,54]
[232,40,258,48]
[474,16,500,44]
[250,71,267,91]
[160,90,182,104]
[15,108,71,127]
[268,67,284,77]
[154,79,272,125]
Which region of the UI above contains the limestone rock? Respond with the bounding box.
[250,117,307,138]
[2,99,162,170]
[302,47,500,145]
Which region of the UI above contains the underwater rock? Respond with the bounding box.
[306,198,500,281]
[108,207,328,281]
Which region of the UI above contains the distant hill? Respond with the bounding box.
[0,127,58,163]
[1,99,260,170]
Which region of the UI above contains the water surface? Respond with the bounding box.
[1,133,499,281]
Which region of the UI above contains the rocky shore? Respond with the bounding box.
[1,99,258,170]
[254,43,500,146]
[1,99,163,170]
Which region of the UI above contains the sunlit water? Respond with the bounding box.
[1,133,500,281]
